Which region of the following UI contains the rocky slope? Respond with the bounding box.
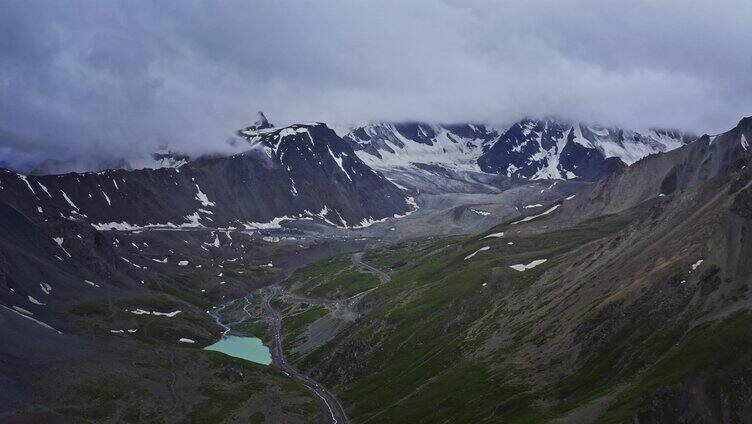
[565,116,752,218]
[279,116,752,423]
[0,123,413,233]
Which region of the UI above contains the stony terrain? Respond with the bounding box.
[0,114,749,423]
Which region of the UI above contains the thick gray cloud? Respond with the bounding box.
[1,0,751,172]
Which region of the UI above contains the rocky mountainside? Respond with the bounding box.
[341,119,694,182]
[281,116,752,423]
[0,123,413,233]
[0,112,741,423]
[566,116,752,219]
[341,122,499,171]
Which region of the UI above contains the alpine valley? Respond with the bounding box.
[3,110,752,424]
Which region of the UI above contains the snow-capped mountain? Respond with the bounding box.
[339,119,695,181]
[237,122,416,227]
[568,116,752,219]
[240,111,274,133]
[340,122,498,172]
[478,119,695,180]
[0,122,414,234]
[127,149,191,170]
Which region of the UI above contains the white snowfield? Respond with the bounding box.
[344,123,494,172]
[464,246,490,261]
[691,259,704,271]
[483,232,505,239]
[512,204,560,224]
[128,309,182,317]
[509,259,547,271]
[52,237,71,257]
[194,184,216,207]
[1,304,62,334]
[338,120,688,181]
[179,338,195,344]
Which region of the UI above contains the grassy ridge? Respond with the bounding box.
[300,217,663,423]
[288,254,380,298]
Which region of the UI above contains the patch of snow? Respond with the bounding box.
[37,181,51,196]
[0,305,62,334]
[28,295,45,305]
[17,174,36,194]
[511,204,560,224]
[691,259,703,271]
[179,338,195,344]
[53,237,72,257]
[13,306,33,315]
[509,259,547,271]
[128,308,182,317]
[464,246,491,261]
[206,233,220,248]
[524,204,543,209]
[386,177,409,190]
[195,184,215,207]
[327,146,353,181]
[242,216,293,230]
[121,257,143,269]
[483,232,505,239]
[178,260,189,266]
[60,190,79,210]
[183,212,203,227]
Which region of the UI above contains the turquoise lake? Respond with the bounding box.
[204,336,272,365]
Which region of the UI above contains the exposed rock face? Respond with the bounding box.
[240,111,274,133]
[341,122,498,172]
[0,124,413,232]
[567,116,752,218]
[477,119,693,180]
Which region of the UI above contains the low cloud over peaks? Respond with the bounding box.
[2,0,751,172]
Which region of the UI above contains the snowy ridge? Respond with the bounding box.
[478,119,694,181]
[342,122,499,172]
[339,119,693,181]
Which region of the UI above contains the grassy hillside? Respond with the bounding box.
[292,186,752,423]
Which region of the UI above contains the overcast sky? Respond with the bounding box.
[2,0,751,172]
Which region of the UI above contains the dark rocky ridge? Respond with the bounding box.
[477,119,695,181]
[0,123,412,231]
[567,116,752,218]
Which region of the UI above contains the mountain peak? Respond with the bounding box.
[254,111,272,128]
[738,116,752,131]
[239,111,274,135]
